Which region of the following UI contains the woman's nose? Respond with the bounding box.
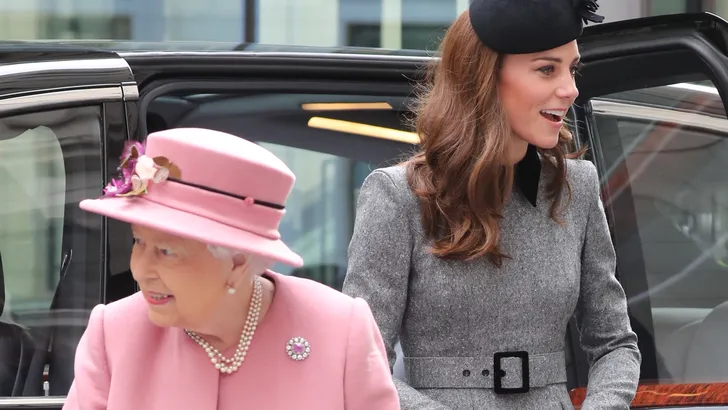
[557,77,579,100]
[131,248,157,280]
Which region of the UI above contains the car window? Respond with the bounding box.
[0,106,104,398]
[590,80,728,386]
[257,142,373,288]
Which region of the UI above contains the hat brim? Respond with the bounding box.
[80,197,304,268]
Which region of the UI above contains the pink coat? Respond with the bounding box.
[62,271,400,410]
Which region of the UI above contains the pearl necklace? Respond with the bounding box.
[184,279,262,374]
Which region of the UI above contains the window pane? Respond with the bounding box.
[592,81,728,386]
[648,0,687,15]
[0,106,104,397]
[262,0,457,49]
[0,0,243,42]
[0,0,655,45]
[257,143,367,289]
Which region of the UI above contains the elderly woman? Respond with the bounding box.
[62,128,400,410]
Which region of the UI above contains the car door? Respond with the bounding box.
[567,13,728,409]
[0,46,133,409]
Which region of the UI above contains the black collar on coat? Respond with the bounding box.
[514,144,542,207]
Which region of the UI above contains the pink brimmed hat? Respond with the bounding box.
[79,128,303,267]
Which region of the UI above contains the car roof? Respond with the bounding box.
[0,39,435,57]
[0,39,722,120]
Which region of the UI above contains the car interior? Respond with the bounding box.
[0,251,35,396]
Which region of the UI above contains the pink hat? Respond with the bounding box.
[79,128,303,267]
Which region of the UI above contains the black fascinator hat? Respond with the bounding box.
[468,0,605,54]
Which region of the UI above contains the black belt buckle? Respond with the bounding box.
[493,351,530,394]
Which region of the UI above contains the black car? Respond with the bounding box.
[1,12,728,410]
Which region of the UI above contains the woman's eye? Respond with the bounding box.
[133,237,144,246]
[538,65,555,75]
[571,62,585,76]
[159,248,176,257]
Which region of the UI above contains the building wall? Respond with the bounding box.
[0,0,685,45]
[600,0,645,22]
[256,0,650,49]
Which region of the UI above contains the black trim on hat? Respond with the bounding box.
[167,177,285,210]
[468,0,604,54]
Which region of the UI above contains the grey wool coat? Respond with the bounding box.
[342,159,641,410]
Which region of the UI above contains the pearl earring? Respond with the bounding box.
[227,285,236,295]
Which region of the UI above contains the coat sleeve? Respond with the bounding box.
[576,162,641,409]
[342,169,450,410]
[62,304,110,410]
[344,298,401,409]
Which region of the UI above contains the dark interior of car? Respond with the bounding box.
[0,251,34,396]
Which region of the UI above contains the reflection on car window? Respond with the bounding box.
[0,107,104,397]
[258,142,373,289]
[593,81,728,385]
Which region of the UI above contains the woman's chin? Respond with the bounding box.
[529,136,561,150]
[147,310,177,328]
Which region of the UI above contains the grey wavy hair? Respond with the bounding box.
[207,244,274,276]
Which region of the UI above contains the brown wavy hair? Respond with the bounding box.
[406,10,585,267]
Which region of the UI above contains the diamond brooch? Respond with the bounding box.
[286,337,310,361]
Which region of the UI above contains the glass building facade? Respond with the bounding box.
[0,0,721,48]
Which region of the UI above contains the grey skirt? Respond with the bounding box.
[418,384,574,410]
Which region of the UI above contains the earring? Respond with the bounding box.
[227,285,236,295]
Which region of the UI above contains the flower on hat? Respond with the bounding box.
[103,141,182,198]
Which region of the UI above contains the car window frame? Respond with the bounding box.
[135,78,418,161]
[0,56,132,408]
[0,100,112,406]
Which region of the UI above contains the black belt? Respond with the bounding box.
[404,351,566,394]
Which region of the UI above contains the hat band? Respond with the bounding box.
[142,179,284,240]
[166,177,285,210]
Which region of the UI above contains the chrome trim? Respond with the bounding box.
[122,83,140,101]
[0,87,123,113]
[118,50,434,62]
[669,82,719,95]
[0,397,65,408]
[0,58,130,77]
[591,99,728,133]
[252,51,432,61]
